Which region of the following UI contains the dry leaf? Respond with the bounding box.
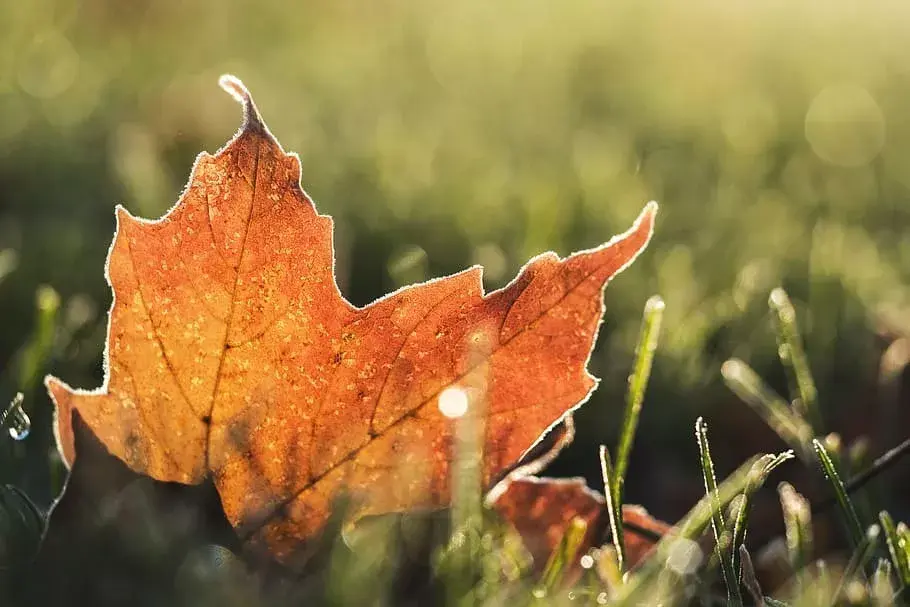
[45,76,657,562]
[492,476,669,573]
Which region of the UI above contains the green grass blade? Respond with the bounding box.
[695,417,742,606]
[443,392,485,603]
[18,285,60,392]
[872,558,896,605]
[832,524,880,604]
[325,496,397,606]
[813,559,834,606]
[614,454,770,606]
[738,545,765,607]
[601,295,663,575]
[778,482,813,576]
[600,445,626,572]
[594,545,623,598]
[722,358,814,457]
[534,516,588,598]
[851,523,881,577]
[880,511,910,587]
[451,411,483,534]
[769,288,821,433]
[813,438,864,549]
[613,295,664,490]
[898,523,910,574]
[731,452,794,578]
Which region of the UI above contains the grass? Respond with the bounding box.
[2,285,910,605]
[696,415,743,606]
[814,438,865,550]
[604,294,664,573]
[3,2,910,600]
[880,511,910,588]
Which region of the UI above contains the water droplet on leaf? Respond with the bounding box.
[3,393,31,441]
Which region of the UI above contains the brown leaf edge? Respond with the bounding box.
[490,475,670,579]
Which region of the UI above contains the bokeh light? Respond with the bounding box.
[438,387,469,419]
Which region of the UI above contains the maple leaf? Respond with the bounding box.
[45,76,657,562]
[492,476,669,576]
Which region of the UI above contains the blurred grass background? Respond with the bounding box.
[1,0,909,522]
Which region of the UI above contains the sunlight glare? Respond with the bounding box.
[438,387,469,419]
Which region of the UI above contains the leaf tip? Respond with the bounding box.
[633,200,658,237]
[113,204,142,237]
[45,375,76,468]
[218,74,266,134]
[113,203,131,222]
[44,374,69,406]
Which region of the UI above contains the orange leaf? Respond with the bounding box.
[492,476,669,574]
[45,77,657,563]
